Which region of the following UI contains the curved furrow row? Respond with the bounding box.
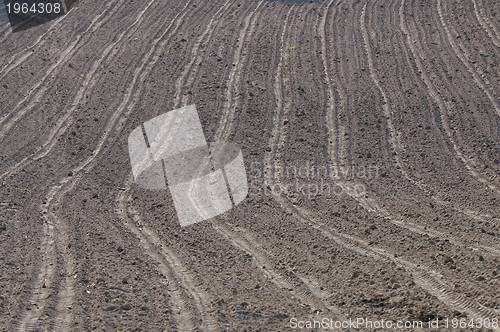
[16,2,195,330]
[342,0,500,255]
[262,3,296,173]
[331,0,358,169]
[359,3,402,167]
[16,178,76,331]
[109,3,294,326]
[339,183,500,256]
[358,0,499,314]
[211,220,345,318]
[0,0,189,182]
[116,185,217,331]
[278,197,500,328]
[252,1,351,319]
[399,0,500,214]
[436,0,500,118]
[14,0,158,328]
[172,0,233,109]
[395,0,500,225]
[175,0,350,320]
[15,193,58,331]
[0,0,130,140]
[205,0,347,319]
[105,5,296,330]
[359,0,500,302]
[0,15,66,81]
[214,0,265,142]
[267,0,500,321]
[321,0,338,168]
[321,0,346,171]
[410,0,500,191]
[472,0,500,47]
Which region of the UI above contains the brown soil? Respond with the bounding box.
[0,0,499,331]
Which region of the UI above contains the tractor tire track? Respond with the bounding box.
[116,184,217,332]
[214,0,265,142]
[0,0,129,140]
[16,2,194,330]
[257,0,500,323]
[0,0,190,182]
[173,0,234,110]
[472,0,500,47]
[285,200,500,329]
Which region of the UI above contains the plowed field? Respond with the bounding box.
[1,0,499,331]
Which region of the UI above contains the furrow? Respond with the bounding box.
[345,0,500,256]
[0,0,184,181]
[16,2,193,329]
[254,1,347,319]
[399,0,500,198]
[263,5,296,171]
[0,0,129,140]
[172,0,233,109]
[214,0,265,142]
[116,189,199,331]
[278,196,500,329]
[472,0,500,47]
[262,0,500,321]
[211,221,345,319]
[320,0,342,169]
[436,0,500,118]
[341,0,500,265]
[0,15,65,81]
[16,194,57,332]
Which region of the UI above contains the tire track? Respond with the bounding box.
[258,0,500,323]
[0,0,183,181]
[172,0,234,109]
[0,0,129,141]
[16,2,194,330]
[214,0,265,142]
[211,220,345,318]
[282,200,500,329]
[116,183,217,332]
[436,0,500,118]
[472,0,500,48]
[399,0,500,207]
[0,15,66,81]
